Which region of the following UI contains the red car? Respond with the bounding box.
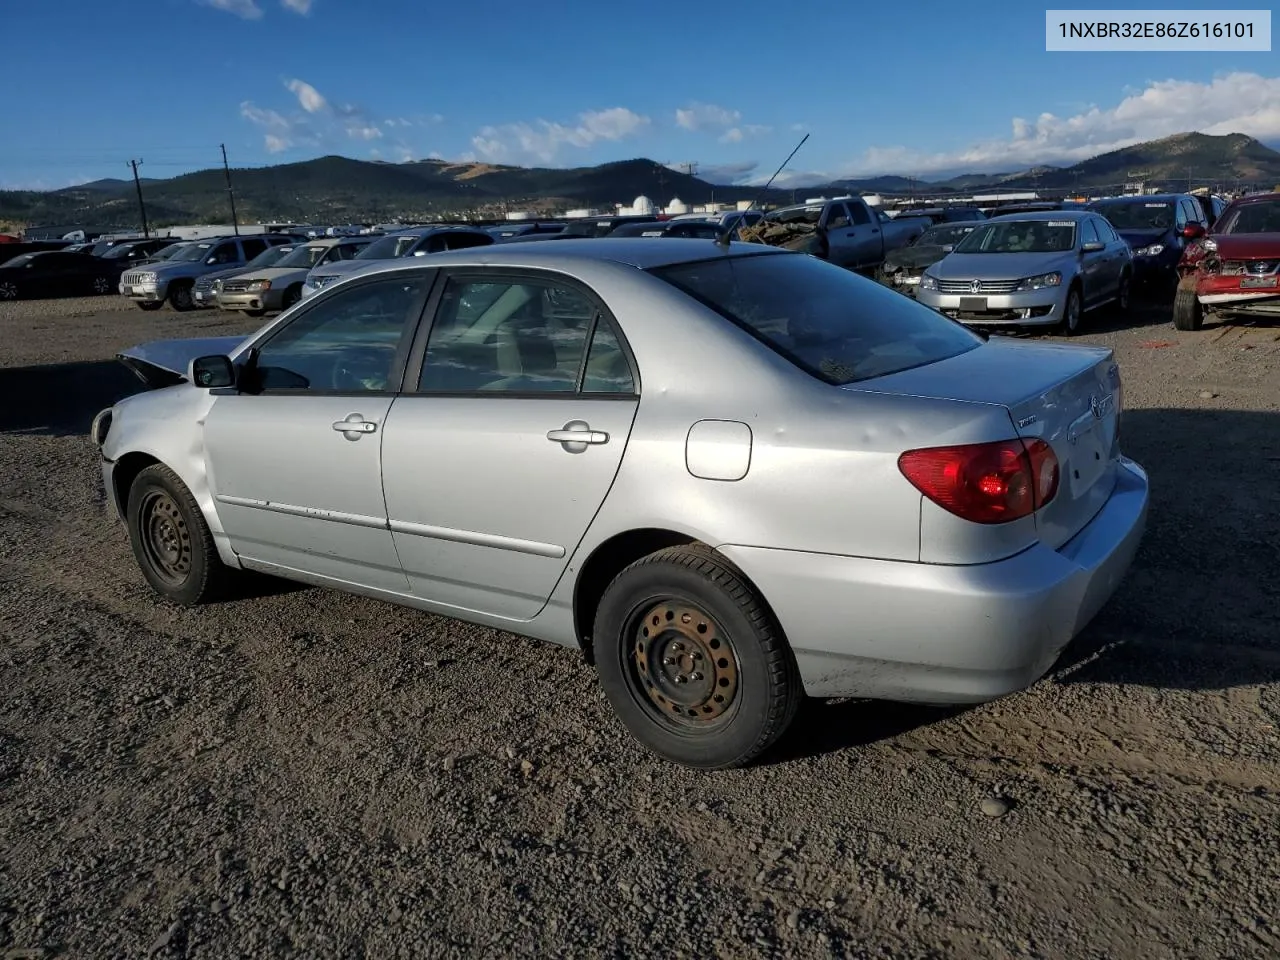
[1173,193,1280,330]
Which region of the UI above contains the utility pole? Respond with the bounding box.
[220,143,240,235]
[1187,166,1193,192]
[128,159,150,238]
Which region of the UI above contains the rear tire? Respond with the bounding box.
[593,544,803,769]
[126,464,235,606]
[1172,276,1203,331]
[0,281,19,300]
[1112,270,1131,315]
[91,276,111,296]
[168,282,194,312]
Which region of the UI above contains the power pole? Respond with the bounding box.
[128,159,150,238]
[1187,166,1193,192]
[220,143,240,235]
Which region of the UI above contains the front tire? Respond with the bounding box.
[126,464,234,606]
[1058,284,1083,336]
[281,284,303,310]
[1113,270,1131,315]
[168,282,194,312]
[1172,276,1203,331]
[594,545,802,768]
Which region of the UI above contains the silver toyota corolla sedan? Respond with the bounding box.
[93,239,1149,769]
[916,210,1133,334]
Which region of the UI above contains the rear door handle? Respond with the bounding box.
[547,419,609,452]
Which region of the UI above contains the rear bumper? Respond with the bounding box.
[720,457,1149,703]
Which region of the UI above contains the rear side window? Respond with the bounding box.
[652,253,981,386]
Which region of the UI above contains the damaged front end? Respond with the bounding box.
[1186,243,1280,319]
[115,335,247,389]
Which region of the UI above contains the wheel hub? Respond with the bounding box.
[142,492,191,581]
[633,603,738,722]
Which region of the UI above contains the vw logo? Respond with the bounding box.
[970,280,982,294]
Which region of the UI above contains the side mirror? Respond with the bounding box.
[189,355,236,389]
[1182,223,1205,239]
[1081,241,1105,253]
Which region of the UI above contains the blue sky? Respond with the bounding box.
[2,0,1278,190]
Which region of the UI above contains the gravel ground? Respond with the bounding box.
[1,296,1279,959]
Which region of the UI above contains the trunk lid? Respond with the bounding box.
[852,337,1121,549]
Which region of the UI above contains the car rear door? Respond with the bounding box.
[379,268,639,620]
[202,271,433,591]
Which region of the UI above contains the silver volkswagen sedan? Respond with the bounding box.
[917,210,1133,334]
[93,239,1148,768]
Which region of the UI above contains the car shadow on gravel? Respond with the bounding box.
[769,406,1280,763]
[0,359,145,437]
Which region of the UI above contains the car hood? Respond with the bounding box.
[1116,228,1169,248]
[1209,233,1280,260]
[201,264,257,282]
[927,251,1077,281]
[308,258,375,280]
[149,259,219,276]
[116,335,249,388]
[228,266,310,282]
[884,244,950,271]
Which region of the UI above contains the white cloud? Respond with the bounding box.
[285,78,327,114]
[347,123,383,141]
[719,124,771,144]
[201,0,263,18]
[240,101,309,153]
[264,134,290,154]
[471,107,650,164]
[281,0,313,13]
[675,102,740,132]
[841,71,1280,177]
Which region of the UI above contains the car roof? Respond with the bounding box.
[1091,193,1185,203]
[987,209,1094,222]
[1228,193,1280,206]
[352,237,792,274]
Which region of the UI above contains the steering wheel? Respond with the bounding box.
[329,347,390,391]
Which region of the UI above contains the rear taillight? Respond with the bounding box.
[898,438,1059,525]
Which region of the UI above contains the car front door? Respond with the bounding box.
[820,203,855,267]
[1077,218,1108,306]
[1093,216,1127,295]
[379,270,639,620]
[202,271,433,590]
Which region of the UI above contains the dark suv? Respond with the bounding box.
[1088,193,1209,295]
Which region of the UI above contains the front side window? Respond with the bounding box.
[209,242,239,265]
[848,202,872,226]
[251,275,427,393]
[652,252,980,386]
[1080,219,1100,246]
[825,204,851,230]
[418,276,628,394]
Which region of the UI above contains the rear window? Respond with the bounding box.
[651,252,981,385]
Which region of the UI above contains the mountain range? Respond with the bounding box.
[2,132,1278,231]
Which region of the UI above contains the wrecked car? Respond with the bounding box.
[877,221,983,295]
[1173,192,1280,331]
[740,198,929,272]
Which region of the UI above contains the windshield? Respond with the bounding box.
[102,244,140,260]
[652,252,980,386]
[243,245,291,269]
[954,220,1076,254]
[919,224,979,247]
[173,242,215,262]
[1092,201,1174,230]
[277,244,331,267]
[1216,200,1280,235]
[150,243,185,260]
[356,233,421,259]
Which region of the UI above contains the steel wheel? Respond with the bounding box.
[0,281,17,300]
[630,600,739,728]
[138,489,193,586]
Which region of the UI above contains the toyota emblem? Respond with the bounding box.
[1090,395,1103,420]
[970,280,982,294]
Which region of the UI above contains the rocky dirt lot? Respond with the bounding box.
[1,295,1278,959]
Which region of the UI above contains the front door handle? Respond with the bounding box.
[332,413,377,440]
[547,419,608,453]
